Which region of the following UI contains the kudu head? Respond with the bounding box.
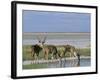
[37,33,47,48]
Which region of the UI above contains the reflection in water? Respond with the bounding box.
[23,58,91,69]
[47,58,90,68]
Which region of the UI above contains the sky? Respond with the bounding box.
[22,10,90,32]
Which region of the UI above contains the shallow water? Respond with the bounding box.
[46,58,90,68]
[23,58,91,69]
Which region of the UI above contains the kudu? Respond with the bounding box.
[31,34,58,60]
[31,44,42,60]
[31,34,44,60]
[57,45,77,58]
[64,45,80,66]
[37,35,58,60]
[64,45,77,57]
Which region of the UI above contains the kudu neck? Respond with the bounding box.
[38,42,45,48]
